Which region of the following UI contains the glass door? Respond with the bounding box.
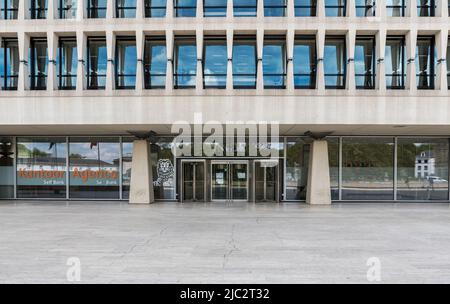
[254,160,279,202]
[211,161,248,201]
[181,160,205,202]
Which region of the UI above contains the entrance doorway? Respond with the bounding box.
[254,160,279,202]
[211,161,249,201]
[181,160,205,202]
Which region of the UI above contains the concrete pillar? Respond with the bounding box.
[286,29,295,92]
[227,0,234,19]
[18,0,29,20]
[18,32,29,91]
[376,28,387,91]
[135,30,145,91]
[107,0,115,18]
[346,29,356,91]
[76,0,85,20]
[436,29,448,91]
[317,0,325,17]
[257,0,264,18]
[316,29,325,91]
[226,29,233,90]
[48,0,55,19]
[129,140,154,204]
[407,0,417,17]
[106,31,115,92]
[166,0,174,18]
[76,30,86,91]
[347,0,356,17]
[257,29,264,90]
[136,0,145,18]
[406,29,417,91]
[47,31,58,91]
[165,30,174,91]
[376,0,386,18]
[196,0,203,18]
[306,140,331,205]
[196,29,204,91]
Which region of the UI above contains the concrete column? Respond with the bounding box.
[166,0,174,18]
[47,31,57,91]
[376,28,387,91]
[136,0,145,18]
[107,0,115,18]
[76,0,85,20]
[317,0,325,17]
[136,30,145,91]
[316,29,325,91]
[76,30,86,91]
[347,0,356,17]
[306,140,331,205]
[406,29,417,91]
[407,0,417,17]
[18,0,29,19]
[376,0,386,18]
[437,0,449,17]
[346,29,356,91]
[129,140,154,204]
[257,0,264,18]
[48,0,56,19]
[18,32,30,91]
[196,29,204,91]
[436,29,448,91]
[106,31,115,91]
[287,0,295,17]
[227,0,234,19]
[257,29,264,90]
[165,30,174,91]
[286,29,295,92]
[196,0,203,18]
[226,29,233,90]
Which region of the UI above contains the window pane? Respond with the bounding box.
[87,38,107,89]
[2,39,19,90]
[354,37,375,89]
[325,0,346,16]
[234,0,257,17]
[295,0,316,16]
[324,37,345,88]
[59,0,77,18]
[175,40,197,88]
[58,39,77,90]
[0,137,14,198]
[342,137,394,200]
[233,41,257,88]
[88,0,107,18]
[30,39,48,90]
[294,38,316,88]
[263,42,285,88]
[151,138,176,200]
[203,41,227,88]
[116,39,137,89]
[397,138,448,200]
[355,0,375,16]
[17,137,67,198]
[285,138,309,200]
[416,37,435,89]
[116,0,136,18]
[264,0,286,16]
[122,139,133,199]
[31,0,48,18]
[69,137,120,199]
[176,0,196,16]
[417,0,435,16]
[327,137,339,200]
[204,0,227,17]
[385,37,405,89]
[145,0,166,17]
[144,40,166,88]
[386,0,404,16]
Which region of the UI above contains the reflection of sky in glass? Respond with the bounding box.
[204,44,227,74]
[204,0,227,16]
[233,44,256,74]
[264,0,285,16]
[263,44,284,74]
[294,44,313,74]
[89,40,107,74]
[324,44,342,74]
[176,44,197,74]
[69,142,120,165]
[117,41,137,75]
[20,142,67,158]
[234,0,257,16]
[354,41,373,75]
[149,44,166,74]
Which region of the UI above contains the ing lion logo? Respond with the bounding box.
[154,159,174,186]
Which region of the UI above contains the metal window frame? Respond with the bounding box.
[143,36,167,89]
[87,0,107,18]
[324,35,347,89]
[264,0,287,17]
[263,36,287,89]
[1,0,18,19]
[385,35,406,90]
[30,0,48,19]
[29,37,48,91]
[416,35,436,90]
[232,36,258,89]
[355,35,376,90]
[144,0,166,17]
[1,37,18,90]
[174,0,197,17]
[173,36,197,89]
[116,0,137,18]
[115,36,137,90]
[203,0,227,17]
[86,36,107,90]
[58,37,77,90]
[203,36,227,89]
[294,35,317,89]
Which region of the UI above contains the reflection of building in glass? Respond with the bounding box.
[415,151,435,178]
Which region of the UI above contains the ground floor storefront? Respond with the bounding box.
[0,135,449,202]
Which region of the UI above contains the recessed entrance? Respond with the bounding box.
[254,160,279,202]
[181,160,206,202]
[211,161,249,202]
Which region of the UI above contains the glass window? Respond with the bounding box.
[115,37,137,89]
[0,38,19,90]
[324,36,346,89]
[397,138,448,201]
[416,36,435,90]
[174,37,197,88]
[144,37,166,89]
[355,0,375,16]
[145,0,166,17]
[204,0,227,17]
[175,0,196,17]
[385,36,405,89]
[57,37,77,90]
[58,0,77,18]
[30,0,47,19]
[234,0,257,17]
[87,0,107,18]
[29,38,48,90]
[1,0,19,19]
[417,0,435,16]
[325,0,346,16]
[285,137,309,201]
[233,37,257,88]
[203,37,227,89]
[342,137,394,200]
[293,36,316,89]
[116,0,136,17]
[69,137,120,199]
[87,37,107,89]
[386,0,405,16]
[294,0,316,16]
[327,137,339,200]
[17,137,67,198]
[264,0,286,16]
[355,36,375,89]
[263,38,286,88]
[122,138,133,199]
[0,137,14,199]
[152,137,176,200]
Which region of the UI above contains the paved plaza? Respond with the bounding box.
[1,201,450,283]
